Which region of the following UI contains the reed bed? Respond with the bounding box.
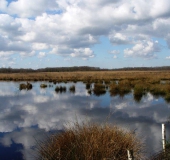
[1,71,170,82]
[36,122,144,160]
[9,71,170,102]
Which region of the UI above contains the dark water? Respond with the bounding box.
[0,82,170,159]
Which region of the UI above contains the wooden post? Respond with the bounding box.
[162,123,166,151]
[127,150,134,160]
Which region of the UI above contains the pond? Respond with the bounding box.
[0,81,170,159]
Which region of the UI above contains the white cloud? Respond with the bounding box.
[7,0,59,18]
[124,40,160,59]
[38,52,46,58]
[71,48,95,60]
[0,0,170,63]
[0,51,14,58]
[0,0,7,11]
[109,33,130,45]
[32,43,49,50]
[19,32,36,42]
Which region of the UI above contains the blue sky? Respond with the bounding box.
[0,0,170,69]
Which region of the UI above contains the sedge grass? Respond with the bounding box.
[93,83,106,96]
[36,121,144,160]
[69,85,76,93]
[19,82,33,90]
[1,71,170,82]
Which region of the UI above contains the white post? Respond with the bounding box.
[127,150,134,160]
[162,123,166,151]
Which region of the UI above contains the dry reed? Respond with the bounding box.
[36,122,144,160]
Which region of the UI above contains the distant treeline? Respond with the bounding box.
[0,66,170,73]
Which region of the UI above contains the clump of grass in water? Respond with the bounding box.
[36,121,144,160]
[109,82,119,96]
[86,83,91,90]
[93,83,106,96]
[40,84,47,88]
[55,86,66,93]
[116,80,132,97]
[69,85,75,93]
[133,84,147,102]
[149,84,166,97]
[19,82,33,90]
[165,93,170,102]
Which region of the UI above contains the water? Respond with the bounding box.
[0,81,170,159]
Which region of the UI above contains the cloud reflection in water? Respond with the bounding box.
[0,82,170,159]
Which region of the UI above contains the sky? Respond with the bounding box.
[0,0,170,69]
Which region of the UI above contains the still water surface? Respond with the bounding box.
[0,82,170,159]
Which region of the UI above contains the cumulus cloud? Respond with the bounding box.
[166,56,170,59]
[32,43,49,50]
[0,0,170,64]
[38,52,46,58]
[109,33,130,45]
[71,48,95,60]
[124,40,160,59]
[7,0,59,18]
[0,0,7,11]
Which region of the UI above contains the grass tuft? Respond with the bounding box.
[36,122,144,160]
[40,84,47,88]
[69,85,76,93]
[55,86,67,93]
[19,82,32,90]
[93,83,106,96]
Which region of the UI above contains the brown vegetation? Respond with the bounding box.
[36,122,144,160]
[93,83,106,96]
[40,84,47,88]
[0,71,170,82]
[19,82,32,90]
[69,85,76,93]
[2,71,170,102]
[55,86,67,93]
